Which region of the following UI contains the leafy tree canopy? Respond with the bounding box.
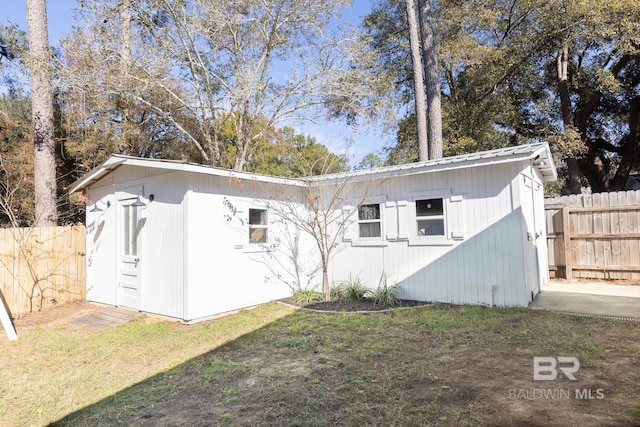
[364,0,640,193]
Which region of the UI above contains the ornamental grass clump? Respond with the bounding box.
[292,289,322,304]
[333,274,369,302]
[372,274,400,306]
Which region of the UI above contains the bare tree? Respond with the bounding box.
[262,159,382,300]
[26,0,57,225]
[248,224,321,294]
[62,0,388,171]
[417,0,443,159]
[405,0,428,161]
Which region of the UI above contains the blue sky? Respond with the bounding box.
[4,0,78,43]
[2,0,393,165]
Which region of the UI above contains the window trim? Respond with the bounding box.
[357,203,382,239]
[248,208,268,244]
[407,190,454,247]
[345,196,388,247]
[415,198,445,237]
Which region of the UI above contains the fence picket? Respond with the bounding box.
[0,226,86,317]
[545,190,640,280]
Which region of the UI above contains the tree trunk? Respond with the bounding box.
[556,42,581,194]
[611,95,640,190]
[405,0,428,161]
[322,266,330,301]
[119,0,132,154]
[26,0,57,226]
[417,0,443,160]
[119,0,132,69]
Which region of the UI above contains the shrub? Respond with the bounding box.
[330,285,344,301]
[372,274,400,306]
[334,274,369,302]
[292,289,322,304]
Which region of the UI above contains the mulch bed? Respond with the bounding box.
[279,297,429,312]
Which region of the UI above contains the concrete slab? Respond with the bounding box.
[541,281,640,298]
[530,281,640,320]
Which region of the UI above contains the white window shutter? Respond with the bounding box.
[397,200,409,240]
[342,205,356,242]
[384,200,398,240]
[449,195,464,240]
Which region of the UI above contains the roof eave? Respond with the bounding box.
[67,155,307,195]
[530,144,558,183]
[67,158,127,194]
[307,143,558,185]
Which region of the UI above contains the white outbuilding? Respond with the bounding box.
[69,142,556,321]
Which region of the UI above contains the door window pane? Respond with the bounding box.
[123,205,138,256]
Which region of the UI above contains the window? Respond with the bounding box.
[249,208,268,243]
[415,198,444,236]
[358,204,381,238]
[123,205,138,256]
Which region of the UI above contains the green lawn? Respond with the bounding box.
[2,302,639,426]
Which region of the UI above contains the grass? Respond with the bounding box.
[1,302,640,426]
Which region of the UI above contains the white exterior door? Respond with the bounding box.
[118,199,142,309]
[522,174,546,302]
[521,175,540,302]
[532,178,549,291]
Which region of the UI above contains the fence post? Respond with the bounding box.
[562,206,572,279]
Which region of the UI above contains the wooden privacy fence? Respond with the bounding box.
[545,190,640,280]
[0,225,86,318]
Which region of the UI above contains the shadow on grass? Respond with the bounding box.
[51,308,398,427]
[49,305,482,426]
[49,304,640,427]
[49,310,299,426]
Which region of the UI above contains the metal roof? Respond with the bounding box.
[68,142,557,194]
[67,155,307,194]
[304,142,557,184]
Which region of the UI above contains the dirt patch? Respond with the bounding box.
[10,299,96,330]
